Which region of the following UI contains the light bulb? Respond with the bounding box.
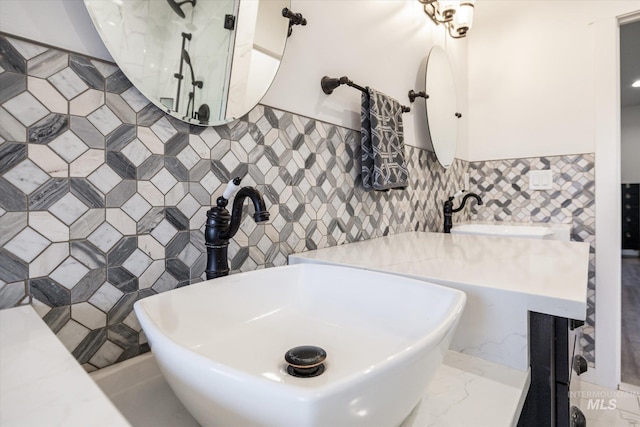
[438,0,460,21]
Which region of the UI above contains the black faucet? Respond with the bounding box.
[205,177,270,279]
[443,191,483,233]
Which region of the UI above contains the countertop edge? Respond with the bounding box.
[288,231,590,320]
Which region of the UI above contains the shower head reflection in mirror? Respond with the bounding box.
[166,0,196,19]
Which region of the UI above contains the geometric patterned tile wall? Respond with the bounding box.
[0,35,470,371]
[468,155,596,366]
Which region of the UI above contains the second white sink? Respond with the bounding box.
[451,223,555,239]
[134,264,466,427]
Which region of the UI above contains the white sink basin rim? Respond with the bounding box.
[134,264,466,427]
[451,223,555,239]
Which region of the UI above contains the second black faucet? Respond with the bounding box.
[443,191,483,233]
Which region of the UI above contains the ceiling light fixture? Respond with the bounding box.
[419,0,475,38]
[632,80,640,88]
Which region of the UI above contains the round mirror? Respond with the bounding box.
[84,0,290,126]
[425,46,458,168]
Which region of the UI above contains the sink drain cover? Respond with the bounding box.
[284,345,326,378]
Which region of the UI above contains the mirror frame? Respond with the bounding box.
[425,45,459,169]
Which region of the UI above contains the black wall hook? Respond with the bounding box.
[282,8,307,37]
[408,90,429,103]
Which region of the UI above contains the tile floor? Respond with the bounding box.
[622,256,640,387]
[573,381,640,426]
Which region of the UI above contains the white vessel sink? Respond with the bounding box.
[451,223,555,240]
[134,264,466,427]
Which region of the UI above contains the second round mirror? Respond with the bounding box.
[425,46,459,168]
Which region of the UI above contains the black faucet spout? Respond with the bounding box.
[221,187,270,240]
[452,193,483,213]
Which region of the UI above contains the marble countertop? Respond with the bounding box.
[289,231,590,320]
[0,305,130,427]
[289,230,588,426]
[411,351,530,427]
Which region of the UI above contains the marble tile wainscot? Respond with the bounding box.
[0,34,470,371]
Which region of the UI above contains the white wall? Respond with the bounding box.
[0,0,469,156]
[468,0,640,389]
[0,0,113,61]
[262,1,470,156]
[621,105,640,183]
[468,0,640,162]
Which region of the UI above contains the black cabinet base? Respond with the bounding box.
[517,312,571,427]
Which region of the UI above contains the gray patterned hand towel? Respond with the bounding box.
[361,87,409,191]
